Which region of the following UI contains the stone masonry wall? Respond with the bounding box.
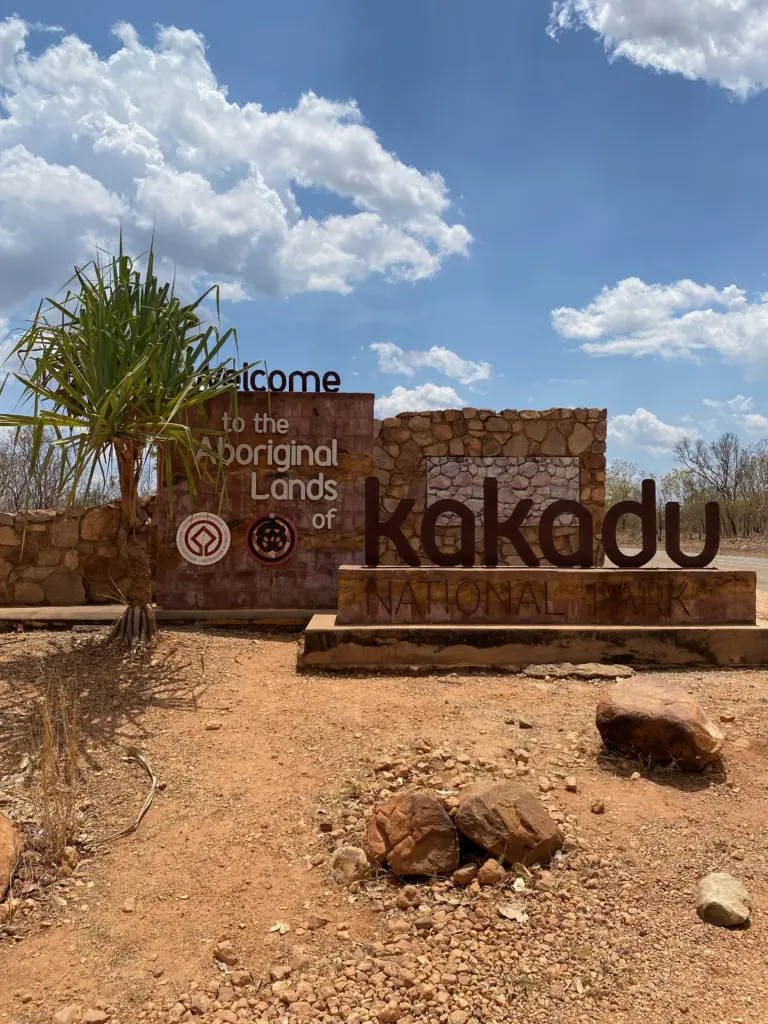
[0,407,607,606]
[0,503,152,606]
[373,407,607,565]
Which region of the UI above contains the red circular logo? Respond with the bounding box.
[246,513,298,566]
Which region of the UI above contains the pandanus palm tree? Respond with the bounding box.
[0,238,244,648]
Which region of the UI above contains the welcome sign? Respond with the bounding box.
[154,392,374,610]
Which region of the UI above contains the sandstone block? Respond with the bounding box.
[14,581,45,604]
[595,679,724,770]
[50,517,80,548]
[568,421,594,455]
[80,504,121,542]
[44,571,87,606]
[367,792,459,876]
[455,782,563,865]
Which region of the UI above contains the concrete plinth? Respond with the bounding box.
[300,615,768,670]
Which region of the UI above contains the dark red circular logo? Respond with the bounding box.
[246,513,298,566]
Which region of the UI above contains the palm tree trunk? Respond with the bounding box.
[109,438,156,649]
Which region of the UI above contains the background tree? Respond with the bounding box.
[0,238,244,648]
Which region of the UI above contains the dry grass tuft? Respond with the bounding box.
[26,678,80,863]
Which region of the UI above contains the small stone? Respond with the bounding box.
[452,864,479,886]
[630,771,641,781]
[310,853,325,866]
[564,776,577,792]
[213,940,238,965]
[518,718,534,729]
[720,711,736,723]
[307,914,329,930]
[318,819,333,833]
[205,721,221,731]
[395,884,420,909]
[538,777,552,793]
[591,799,605,814]
[52,1008,80,1024]
[476,859,505,886]
[20,993,33,1004]
[121,897,135,913]
[330,846,370,885]
[82,1011,110,1024]
[230,969,251,986]
[697,872,751,927]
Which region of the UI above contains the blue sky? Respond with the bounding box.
[2,1,768,471]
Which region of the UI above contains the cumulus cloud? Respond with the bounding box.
[547,0,768,97]
[703,394,768,434]
[370,341,491,385]
[374,383,466,418]
[610,408,689,453]
[552,277,768,377]
[0,18,470,316]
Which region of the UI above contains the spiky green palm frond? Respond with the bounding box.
[0,236,252,522]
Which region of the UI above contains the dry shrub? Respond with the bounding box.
[26,679,79,863]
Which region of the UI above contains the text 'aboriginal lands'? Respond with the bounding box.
[363,577,699,625]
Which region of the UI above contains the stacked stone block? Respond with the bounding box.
[373,407,607,565]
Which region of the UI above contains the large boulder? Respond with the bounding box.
[596,679,724,771]
[367,792,459,876]
[0,812,22,898]
[454,782,563,866]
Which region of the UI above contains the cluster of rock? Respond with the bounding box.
[0,502,151,606]
[373,407,607,564]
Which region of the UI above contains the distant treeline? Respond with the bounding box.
[607,432,768,542]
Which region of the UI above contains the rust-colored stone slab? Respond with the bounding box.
[336,567,756,626]
[300,617,768,670]
[154,393,373,610]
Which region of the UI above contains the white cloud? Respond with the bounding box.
[374,383,466,418]
[547,0,768,97]
[0,18,470,316]
[552,277,768,377]
[370,341,491,385]
[703,394,768,434]
[610,408,689,453]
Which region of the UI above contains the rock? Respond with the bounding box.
[476,859,505,886]
[43,571,86,606]
[454,782,564,865]
[52,1008,80,1024]
[596,679,724,771]
[395,884,420,909]
[50,517,80,549]
[213,940,239,965]
[0,813,22,899]
[523,662,633,680]
[80,504,120,542]
[367,792,459,876]
[452,864,478,886]
[697,873,751,927]
[564,776,577,792]
[330,846,370,885]
[518,717,534,729]
[82,1011,110,1024]
[591,799,605,814]
[121,897,135,913]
